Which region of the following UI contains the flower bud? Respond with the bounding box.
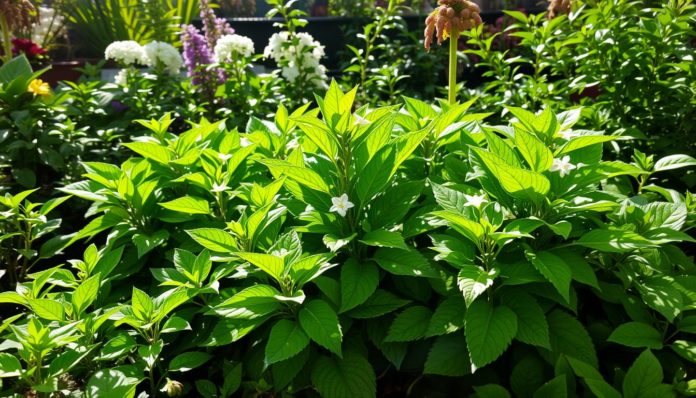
[161,379,184,397]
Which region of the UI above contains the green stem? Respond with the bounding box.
[448,32,460,105]
[0,15,11,64]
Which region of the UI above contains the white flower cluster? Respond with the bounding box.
[31,6,64,47]
[214,34,255,62]
[144,41,184,75]
[106,40,183,77]
[263,32,327,87]
[105,41,148,66]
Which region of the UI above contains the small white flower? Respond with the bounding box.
[353,114,370,126]
[105,40,148,66]
[464,194,487,208]
[214,34,255,62]
[240,137,253,147]
[271,248,289,257]
[330,194,355,217]
[218,153,232,161]
[550,155,577,177]
[286,138,300,150]
[559,130,579,140]
[212,182,228,192]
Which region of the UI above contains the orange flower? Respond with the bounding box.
[548,0,572,19]
[424,0,482,51]
[27,79,50,97]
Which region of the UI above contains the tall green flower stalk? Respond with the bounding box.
[448,31,459,104]
[424,0,483,104]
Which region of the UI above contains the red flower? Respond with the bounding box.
[12,38,47,57]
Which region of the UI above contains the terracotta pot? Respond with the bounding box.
[41,60,85,86]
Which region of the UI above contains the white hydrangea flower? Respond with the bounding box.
[31,7,65,47]
[143,41,183,75]
[214,34,255,62]
[330,194,355,217]
[264,31,327,88]
[113,69,130,86]
[464,194,487,208]
[550,155,577,177]
[105,40,148,66]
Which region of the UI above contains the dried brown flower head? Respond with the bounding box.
[424,0,482,50]
[548,0,572,19]
[0,0,38,32]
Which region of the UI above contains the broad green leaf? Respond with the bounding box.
[457,265,497,307]
[355,147,396,205]
[608,322,663,349]
[294,116,339,159]
[431,210,485,245]
[465,300,517,371]
[159,196,210,215]
[0,55,33,84]
[169,352,212,372]
[526,251,572,302]
[221,361,242,397]
[475,384,512,398]
[637,276,683,321]
[212,285,282,319]
[373,248,439,278]
[272,349,310,391]
[261,159,330,194]
[623,350,662,398]
[186,228,237,253]
[122,142,172,165]
[265,319,310,365]
[339,259,379,313]
[29,299,65,321]
[510,357,546,397]
[392,127,430,173]
[236,252,284,283]
[566,357,621,398]
[533,376,567,398]
[98,334,137,361]
[431,182,472,213]
[575,228,656,253]
[672,340,696,363]
[426,296,466,337]
[424,334,471,376]
[514,128,553,172]
[86,367,141,398]
[0,353,22,377]
[311,351,376,398]
[556,135,616,156]
[385,306,432,342]
[72,273,101,316]
[502,290,550,348]
[359,229,408,250]
[471,147,550,202]
[299,300,342,356]
[654,154,696,172]
[131,288,154,321]
[546,310,598,368]
[484,130,522,168]
[347,289,410,319]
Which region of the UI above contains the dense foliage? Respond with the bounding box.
[1,0,696,397]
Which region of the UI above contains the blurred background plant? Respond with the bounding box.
[57,0,199,56]
[220,0,256,16]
